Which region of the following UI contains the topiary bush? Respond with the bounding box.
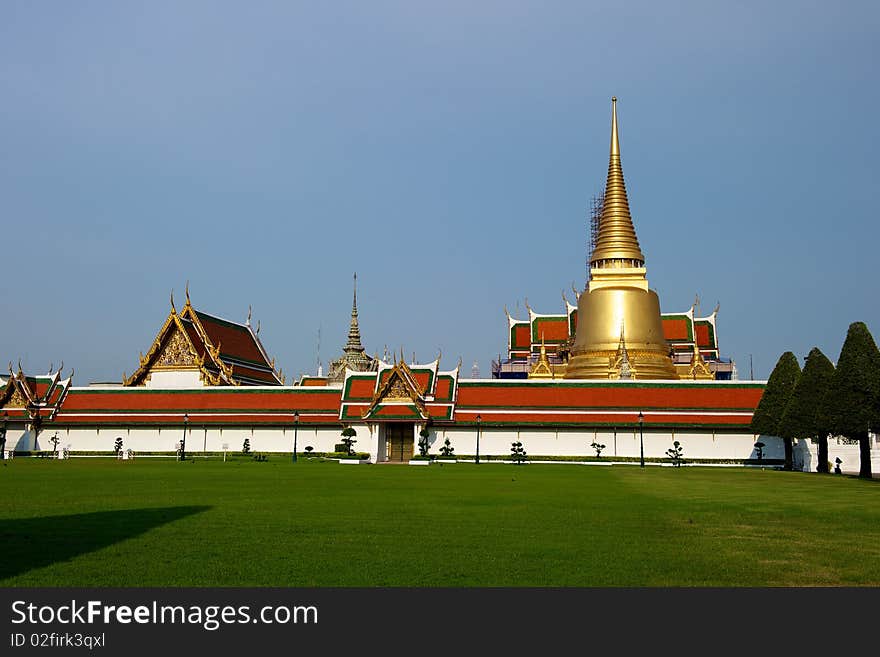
[666,440,685,467]
[439,437,455,458]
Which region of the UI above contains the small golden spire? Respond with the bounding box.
[529,332,554,379]
[589,97,646,267]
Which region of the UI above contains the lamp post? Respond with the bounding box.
[0,411,7,460]
[475,414,481,464]
[638,411,644,468]
[180,413,189,461]
[292,410,299,463]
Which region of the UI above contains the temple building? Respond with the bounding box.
[3,97,802,467]
[495,300,730,380]
[123,285,284,387]
[494,98,734,381]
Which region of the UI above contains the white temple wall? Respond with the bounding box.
[428,426,782,461]
[794,435,880,475]
[25,424,787,463]
[50,425,349,455]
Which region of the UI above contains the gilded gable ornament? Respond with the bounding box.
[384,375,411,401]
[687,344,714,380]
[155,330,197,368]
[5,386,28,409]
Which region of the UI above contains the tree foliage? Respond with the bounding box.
[779,348,835,440]
[510,441,527,464]
[822,322,880,438]
[340,426,357,456]
[666,440,684,467]
[821,322,880,478]
[439,437,455,458]
[779,347,835,473]
[418,427,430,457]
[751,351,801,437]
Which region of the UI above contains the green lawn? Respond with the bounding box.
[1,457,878,586]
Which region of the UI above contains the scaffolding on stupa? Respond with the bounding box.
[586,192,603,285]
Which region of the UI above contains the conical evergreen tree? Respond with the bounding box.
[779,348,835,473]
[751,351,801,470]
[821,322,880,479]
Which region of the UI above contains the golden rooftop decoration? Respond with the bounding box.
[687,343,714,380]
[588,97,646,268]
[528,334,555,379]
[565,97,678,380]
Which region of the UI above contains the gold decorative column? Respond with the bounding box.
[565,98,678,380]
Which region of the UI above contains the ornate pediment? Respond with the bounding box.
[3,384,28,409]
[154,328,199,369]
[687,344,714,380]
[364,360,428,419]
[528,336,554,379]
[383,373,413,401]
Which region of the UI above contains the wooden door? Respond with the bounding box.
[386,424,414,462]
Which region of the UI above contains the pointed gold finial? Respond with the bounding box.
[185,281,191,306]
[528,331,554,379]
[170,289,176,313]
[589,97,646,267]
[247,305,252,326]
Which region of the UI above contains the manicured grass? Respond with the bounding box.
[1,457,878,586]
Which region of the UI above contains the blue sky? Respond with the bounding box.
[2,1,878,382]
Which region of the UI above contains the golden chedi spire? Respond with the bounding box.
[565,97,677,379]
[589,97,645,266]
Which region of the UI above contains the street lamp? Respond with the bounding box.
[292,410,299,463]
[638,411,644,468]
[475,414,481,464]
[180,413,189,461]
[0,411,7,460]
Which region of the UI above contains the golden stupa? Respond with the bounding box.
[565,97,678,380]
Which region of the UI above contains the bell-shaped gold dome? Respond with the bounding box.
[566,286,678,379]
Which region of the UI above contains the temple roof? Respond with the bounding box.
[41,374,761,431]
[1,364,71,422]
[339,356,460,423]
[124,288,283,387]
[506,299,720,361]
